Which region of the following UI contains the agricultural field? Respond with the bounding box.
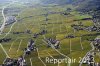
[0,1,100,66]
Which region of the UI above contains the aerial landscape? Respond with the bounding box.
[0,0,100,66]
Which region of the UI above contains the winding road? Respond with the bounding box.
[0,1,15,34]
[79,37,98,66]
[0,7,6,34]
[0,1,17,58]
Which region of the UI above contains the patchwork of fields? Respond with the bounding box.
[0,3,100,66]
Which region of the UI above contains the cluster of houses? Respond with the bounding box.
[82,38,100,66]
[83,53,94,66]
[33,30,47,38]
[0,38,11,43]
[83,52,100,66]
[25,30,32,34]
[92,38,100,51]
[45,38,60,49]
[24,39,36,55]
[85,26,100,32]
[65,34,75,38]
[71,23,100,32]
[3,56,27,66]
[2,39,37,66]
[71,23,84,31]
[5,16,16,26]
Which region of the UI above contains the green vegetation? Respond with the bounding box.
[0,2,99,66]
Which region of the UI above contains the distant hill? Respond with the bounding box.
[1,0,99,18]
[40,0,100,25]
[73,0,100,26]
[39,0,100,12]
[40,0,73,4]
[73,0,100,12]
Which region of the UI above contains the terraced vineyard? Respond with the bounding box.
[0,2,100,66]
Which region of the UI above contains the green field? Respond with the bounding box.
[0,3,100,66]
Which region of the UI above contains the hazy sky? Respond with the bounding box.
[0,0,10,2]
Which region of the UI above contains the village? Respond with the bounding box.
[0,0,100,66]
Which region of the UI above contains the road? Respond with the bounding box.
[0,1,17,58]
[0,1,15,34]
[79,37,98,66]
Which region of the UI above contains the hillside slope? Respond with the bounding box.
[40,0,73,4]
[74,0,100,12]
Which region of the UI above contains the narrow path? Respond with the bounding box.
[0,43,9,58]
[3,22,17,38]
[37,48,47,66]
[9,38,18,52]
[17,39,23,52]
[30,58,33,66]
